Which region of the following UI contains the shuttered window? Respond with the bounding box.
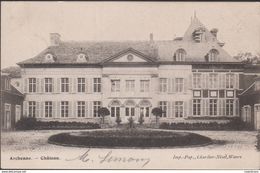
[29,78,36,93]
[61,101,69,118]
[93,78,101,93]
[77,78,85,92]
[44,78,53,93]
[159,78,167,93]
[44,101,53,118]
[61,78,69,92]
[159,101,167,117]
[28,101,36,117]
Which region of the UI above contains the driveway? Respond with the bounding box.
[1,130,259,169]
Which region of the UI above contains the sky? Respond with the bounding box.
[1,2,260,68]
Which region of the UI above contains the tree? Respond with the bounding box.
[233,52,260,64]
[152,107,163,125]
[98,107,110,124]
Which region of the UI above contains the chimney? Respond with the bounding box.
[149,33,154,43]
[50,33,61,46]
[210,28,218,38]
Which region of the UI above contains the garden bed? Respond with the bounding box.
[48,129,212,148]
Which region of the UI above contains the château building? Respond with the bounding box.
[17,16,252,125]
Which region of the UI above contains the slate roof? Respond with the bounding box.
[17,16,238,66]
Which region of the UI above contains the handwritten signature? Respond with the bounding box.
[66,148,151,168]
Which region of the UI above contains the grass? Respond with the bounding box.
[48,129,212,148]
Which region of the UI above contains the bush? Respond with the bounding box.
[15,118,100,130]
[115,115,122,125]
[159,118,252,131]
[138,115,144,125]
[15,117,37,130]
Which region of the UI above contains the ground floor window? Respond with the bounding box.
[226,99,234,116]
[4,104,11,129]
[93,101,101,117]
[77,101,86,117]
[125,107,135,116]
[193,99,201,116]
[45,101,53,118]
[209,99,217,116]
[15,105,21,122]
[61,101,69,118]
[175,101,184,118]
[159,101,167,117]
[29,101,36,117]
[140,107,149,117]
[111,107,120,117]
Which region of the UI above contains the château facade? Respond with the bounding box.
[18,16,244,124]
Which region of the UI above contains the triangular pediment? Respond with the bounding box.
[102,48,156,64]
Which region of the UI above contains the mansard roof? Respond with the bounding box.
[17,16,239,66]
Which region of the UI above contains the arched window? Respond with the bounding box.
[77,53,88,62]
[174,49,186,61]
[44,53,55,62]
[124,100,136,117]
[208,49,219,62]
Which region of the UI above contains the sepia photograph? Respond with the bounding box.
[1,1,260,170]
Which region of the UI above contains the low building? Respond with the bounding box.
[1,73,24,130]
[239,64,260,130]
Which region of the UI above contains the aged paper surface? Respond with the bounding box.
[1,1,260,170]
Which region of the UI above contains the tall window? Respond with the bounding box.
[176,78,184,92]
[45,78,53,93]
[45,101,52,118]
[29,78,36,93]
[175,101,184,118]
[15,105,21,122]
[28,101,36,117]
[226,74,235,89]
[159,101,167,117]
[126,80,135,92]
[77,101,85,117]
[61,101,69,118]
[193,73,202,88]
[5,78,11,90]
[209,99,217,116]
[208,49,219,62]
[77,78,85,92]
[174,49,186,61]
[111,80,120,92]
[193,99,201,116]
[209,74,218,89]
[61,78,69,92]
[140,80,150,92]
[93,101,101,117]
[226,99,234,116]
[94,78,101,93]
[140,107,149,117]
[111,107,120,117]
[125,107,135,116]
[159,78,167,93]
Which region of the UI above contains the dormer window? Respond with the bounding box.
[44,53,55,62]
[174,49,186,61]
[208,49,219,62]
[77,53,88,62]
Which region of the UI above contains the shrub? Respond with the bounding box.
[115,115,122,125]
[152,107,163,125]
[138,115,144,125]
[15,117,37,130]
[15,118,100,130]
[98,107,110,124]
[128,116,135,128]
[159,118,251,131]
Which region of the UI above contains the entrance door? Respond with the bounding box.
[254,105,260,130]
